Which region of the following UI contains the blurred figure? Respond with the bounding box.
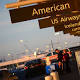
[0,71,3,80]
[57,50,63,73]
[54,49,60,55]
[66,49,72,57]
[0,70,9,80]
[62,49,70,73]
[54,49,63,73]
[57,50,63,63]
[0,70,18,80]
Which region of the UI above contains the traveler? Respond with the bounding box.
[57,50,63,73]
[62,49,70,73]
[54,49,60,55]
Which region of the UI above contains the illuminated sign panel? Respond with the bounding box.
[9,0,77,23]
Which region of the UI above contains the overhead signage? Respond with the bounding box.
[9,0,78,23]
[70,32,80,36]
[64,30,80,36]
[70,33,80,36]
[73,31,80,34]
[39,12,80,30]
[55,20,80,32]
[63,26,80,34]
[70,31,80,35]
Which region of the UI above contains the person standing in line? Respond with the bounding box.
[67,49,72,57]
[57,50,63,73]
[62,49,70,73]
[54,49,60,55]
[55,49,63,73]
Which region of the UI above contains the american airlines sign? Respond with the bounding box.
[9,0,77,23]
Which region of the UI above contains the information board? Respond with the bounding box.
[9,0,78,23]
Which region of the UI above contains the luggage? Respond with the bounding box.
[45,64,56,75]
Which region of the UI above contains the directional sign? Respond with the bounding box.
[70,33,80,36]
[70,32,80,36]
[64,30,80,35]
[63,27,80,34]
[39,12,80,30]
[54,20,80,32]
[70,32,80,35]
[9,0,78,23]
[64,31,80,36]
